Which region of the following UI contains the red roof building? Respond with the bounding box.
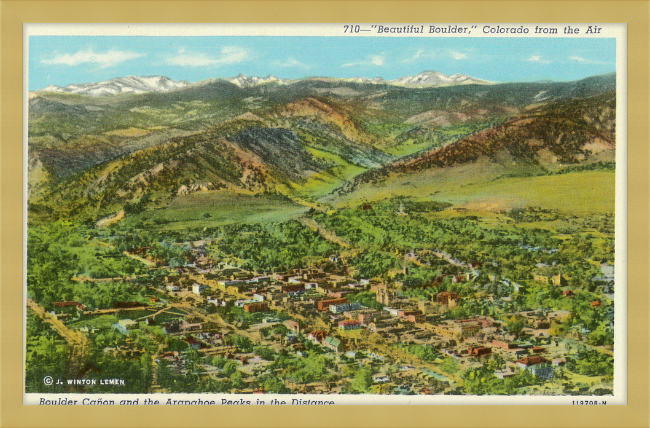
[437,292,461,305]
[491,340,517,349]
[517,355,548,368]
[243,302,269,313]
[399,310,426,323]
[317,298,348,312]
[308,330,329,344]
[467,347,492,357]
[53,301,85,310]
[338,320,361,330]
[282,283,306,293]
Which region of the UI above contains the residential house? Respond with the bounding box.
[436,292,461,306]
[384,307,400,317]
[330,302,362,313]
[491,340,518,350]
[327,289,352,299]
[552,358,566,366]
[429,320,481,339]
[218,279,246,287]
[399,310,426,323]
[339,320,362,330]
[192,283,208,295]
[307,330,328,345]
[467,347,492,357]
[358,311,382,325]
[243,302,269,313]
[184,337,201,350]
[373,374,390,383]
[282,283,306,297]
[495,371,517,379]
[317,298,348,312]
[323,336,342,353]
[516,356,554,380]
[284,320,300,334]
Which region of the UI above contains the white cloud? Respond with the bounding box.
[41,49,144,69]
[165,46,249,67]
[402,49,435,63]
[370,55,384,66]
[341,54,385,68]
[279,58,311,69]
[450,50,468,60]
[568,55,611,65]
[528,55,551,64]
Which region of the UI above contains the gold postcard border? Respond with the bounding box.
[2,1,648,427]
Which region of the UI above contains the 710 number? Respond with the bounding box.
[344,25,361,33]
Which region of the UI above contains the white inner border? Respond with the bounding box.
[23,23,627,406]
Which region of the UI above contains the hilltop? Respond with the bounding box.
[328,91,615,213]
[27,72,616,223]
[34,70,493,96]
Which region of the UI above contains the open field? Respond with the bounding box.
[329,169,615,215]
[126,191,309,230]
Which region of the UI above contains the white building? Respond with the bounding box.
[373,374,390,383]
[192,283,208,295]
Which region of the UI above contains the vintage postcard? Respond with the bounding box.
[24,23,626,406]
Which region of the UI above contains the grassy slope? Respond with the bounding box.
[29,76,617,225]
[326,169,615,215]
[290,147,367,200]
[125,191,308,230]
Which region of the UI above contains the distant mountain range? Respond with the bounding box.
[40,76,191,97]
[28,70,616,223]
[36,71,493,96]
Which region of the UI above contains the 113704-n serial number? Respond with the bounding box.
[572,400,607,405]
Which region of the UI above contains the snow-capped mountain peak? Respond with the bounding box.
[225,74,290,88]
[390,71,491,87]
[35,71,492,96]
[39,76,190,96]
[344,77,387,84]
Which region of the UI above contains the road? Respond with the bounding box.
[170,301,261,343]
[27,299,90,377]
[299,218,353,250]
[86,305,157,316]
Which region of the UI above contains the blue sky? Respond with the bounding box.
[29,36,616,90]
